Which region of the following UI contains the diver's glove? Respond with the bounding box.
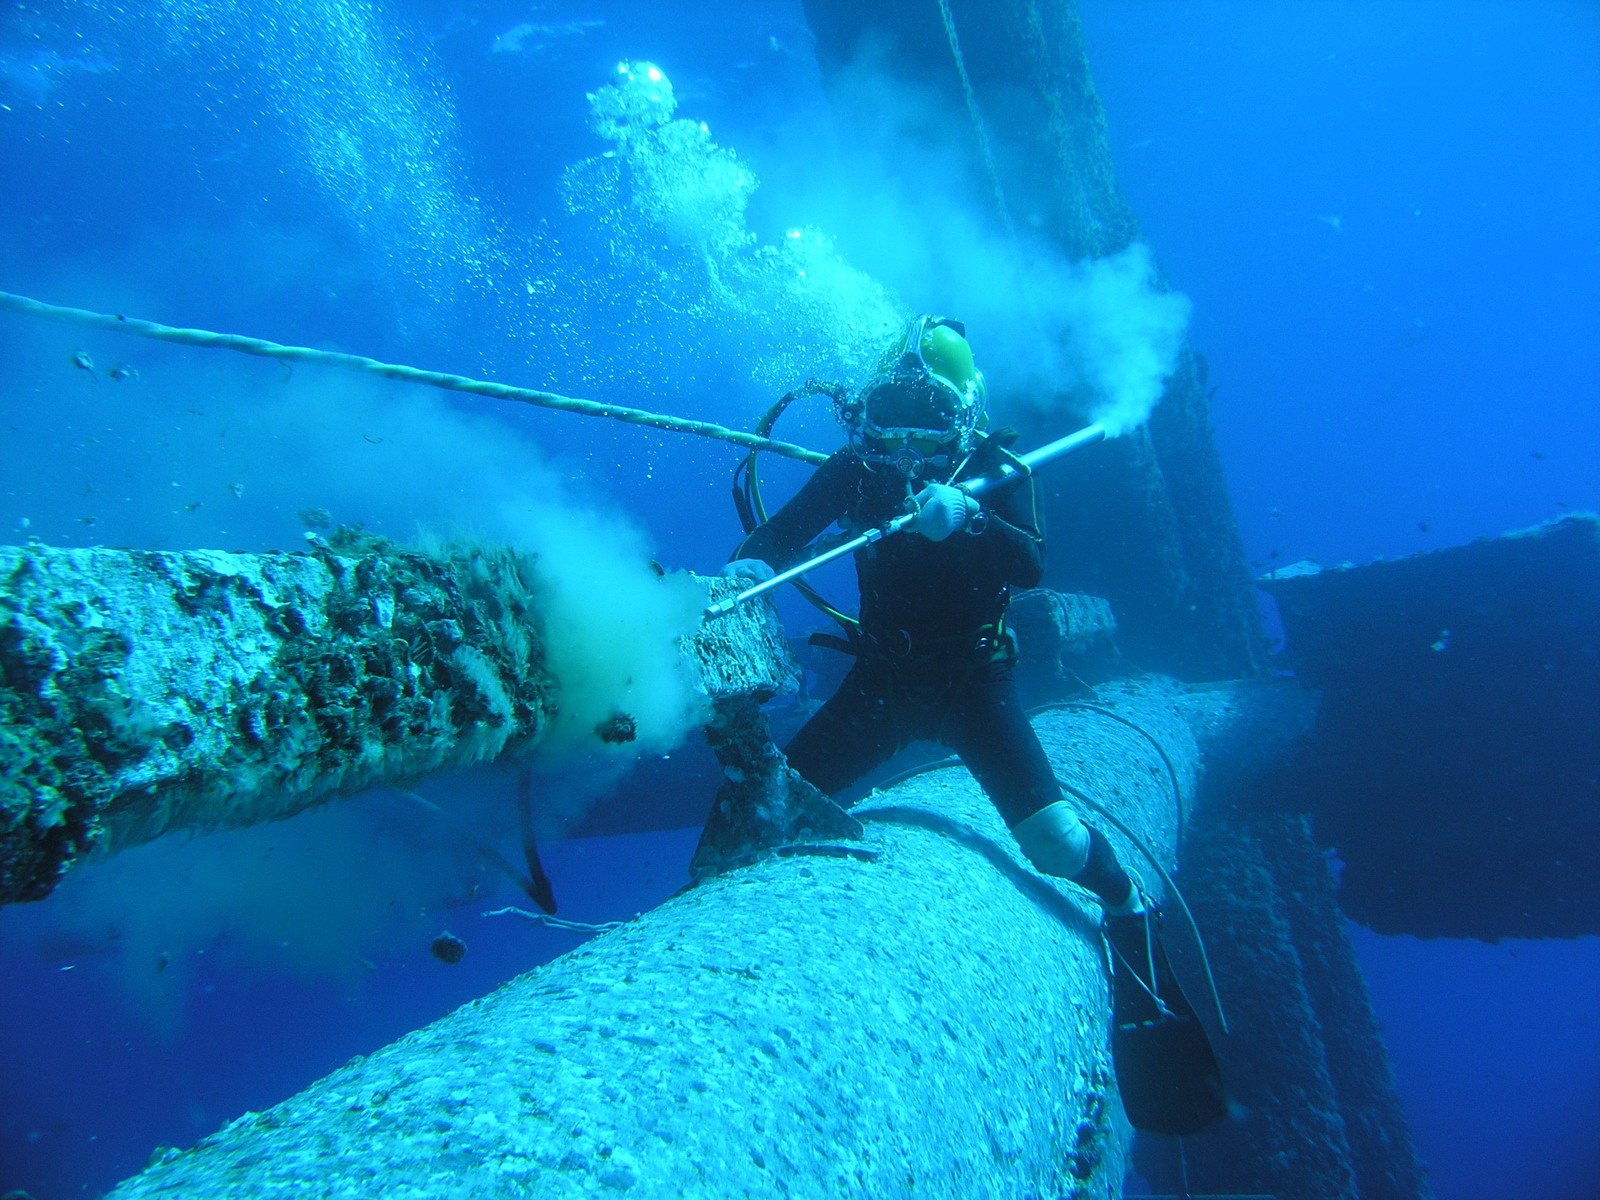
[908,483,979,542]
[722,558,777,585]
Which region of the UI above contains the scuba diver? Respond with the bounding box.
[724,315,1225,1135]
[724,316,1143,909]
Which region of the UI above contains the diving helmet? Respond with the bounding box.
[846,315,989,479]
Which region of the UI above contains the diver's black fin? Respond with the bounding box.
[1105,908,1228,1137]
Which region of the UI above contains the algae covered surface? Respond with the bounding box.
[0,531,555,903]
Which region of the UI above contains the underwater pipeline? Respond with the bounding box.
[0,542,793,906]
[97,677,1283,1200]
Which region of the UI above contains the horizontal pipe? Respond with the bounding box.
[0,539,795,905]
[96,672,1282,1199]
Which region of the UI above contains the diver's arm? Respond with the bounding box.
[970,476,1046,587]
[730,449,858,572]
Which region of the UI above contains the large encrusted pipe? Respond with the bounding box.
[101,681,1235,1199]
[0,537,792,905]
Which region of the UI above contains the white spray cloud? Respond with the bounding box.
[488,496,710,761]
[258,378,712,762]
[1,294,712,1022]
[983,241,1193,437]
[0,310,710,767]
[752,60,1192,437]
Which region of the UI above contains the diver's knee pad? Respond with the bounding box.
[1014,803,1140,911]
[1011,800,1093,879]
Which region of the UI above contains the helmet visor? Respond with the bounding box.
[858,315,987,449]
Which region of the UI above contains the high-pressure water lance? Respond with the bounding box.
[703,422,1107,620]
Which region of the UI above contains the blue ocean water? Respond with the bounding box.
[0,1,1596,1198]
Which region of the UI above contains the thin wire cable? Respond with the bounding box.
[1052,774,1228,1035]
[1031,699,1188,829]
[936,0,1018,240]
[1107,916,1173,1017]
[484,906,626,935]
[835,732,1225,1031]
[0,289,828,465]
[858,749,1224,1032]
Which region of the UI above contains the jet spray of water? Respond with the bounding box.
[942,241,1190,439]
[1061,243,1193,437]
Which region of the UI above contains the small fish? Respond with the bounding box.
[490,17,603,56]
[1417,521,1431,533]
[1530,450,1547,461]
[106,362,139,381]
[70,348,96,380]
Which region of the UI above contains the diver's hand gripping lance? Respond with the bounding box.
[703,422,1107,620]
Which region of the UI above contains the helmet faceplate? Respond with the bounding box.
[847,316,988,478]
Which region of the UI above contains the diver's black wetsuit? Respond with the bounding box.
[734,437,1059,829]
[739,437,1228,1138]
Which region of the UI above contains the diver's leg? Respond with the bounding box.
[940,666,1139,911]
[782,660,902,799]
[945,665,1226,1134]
